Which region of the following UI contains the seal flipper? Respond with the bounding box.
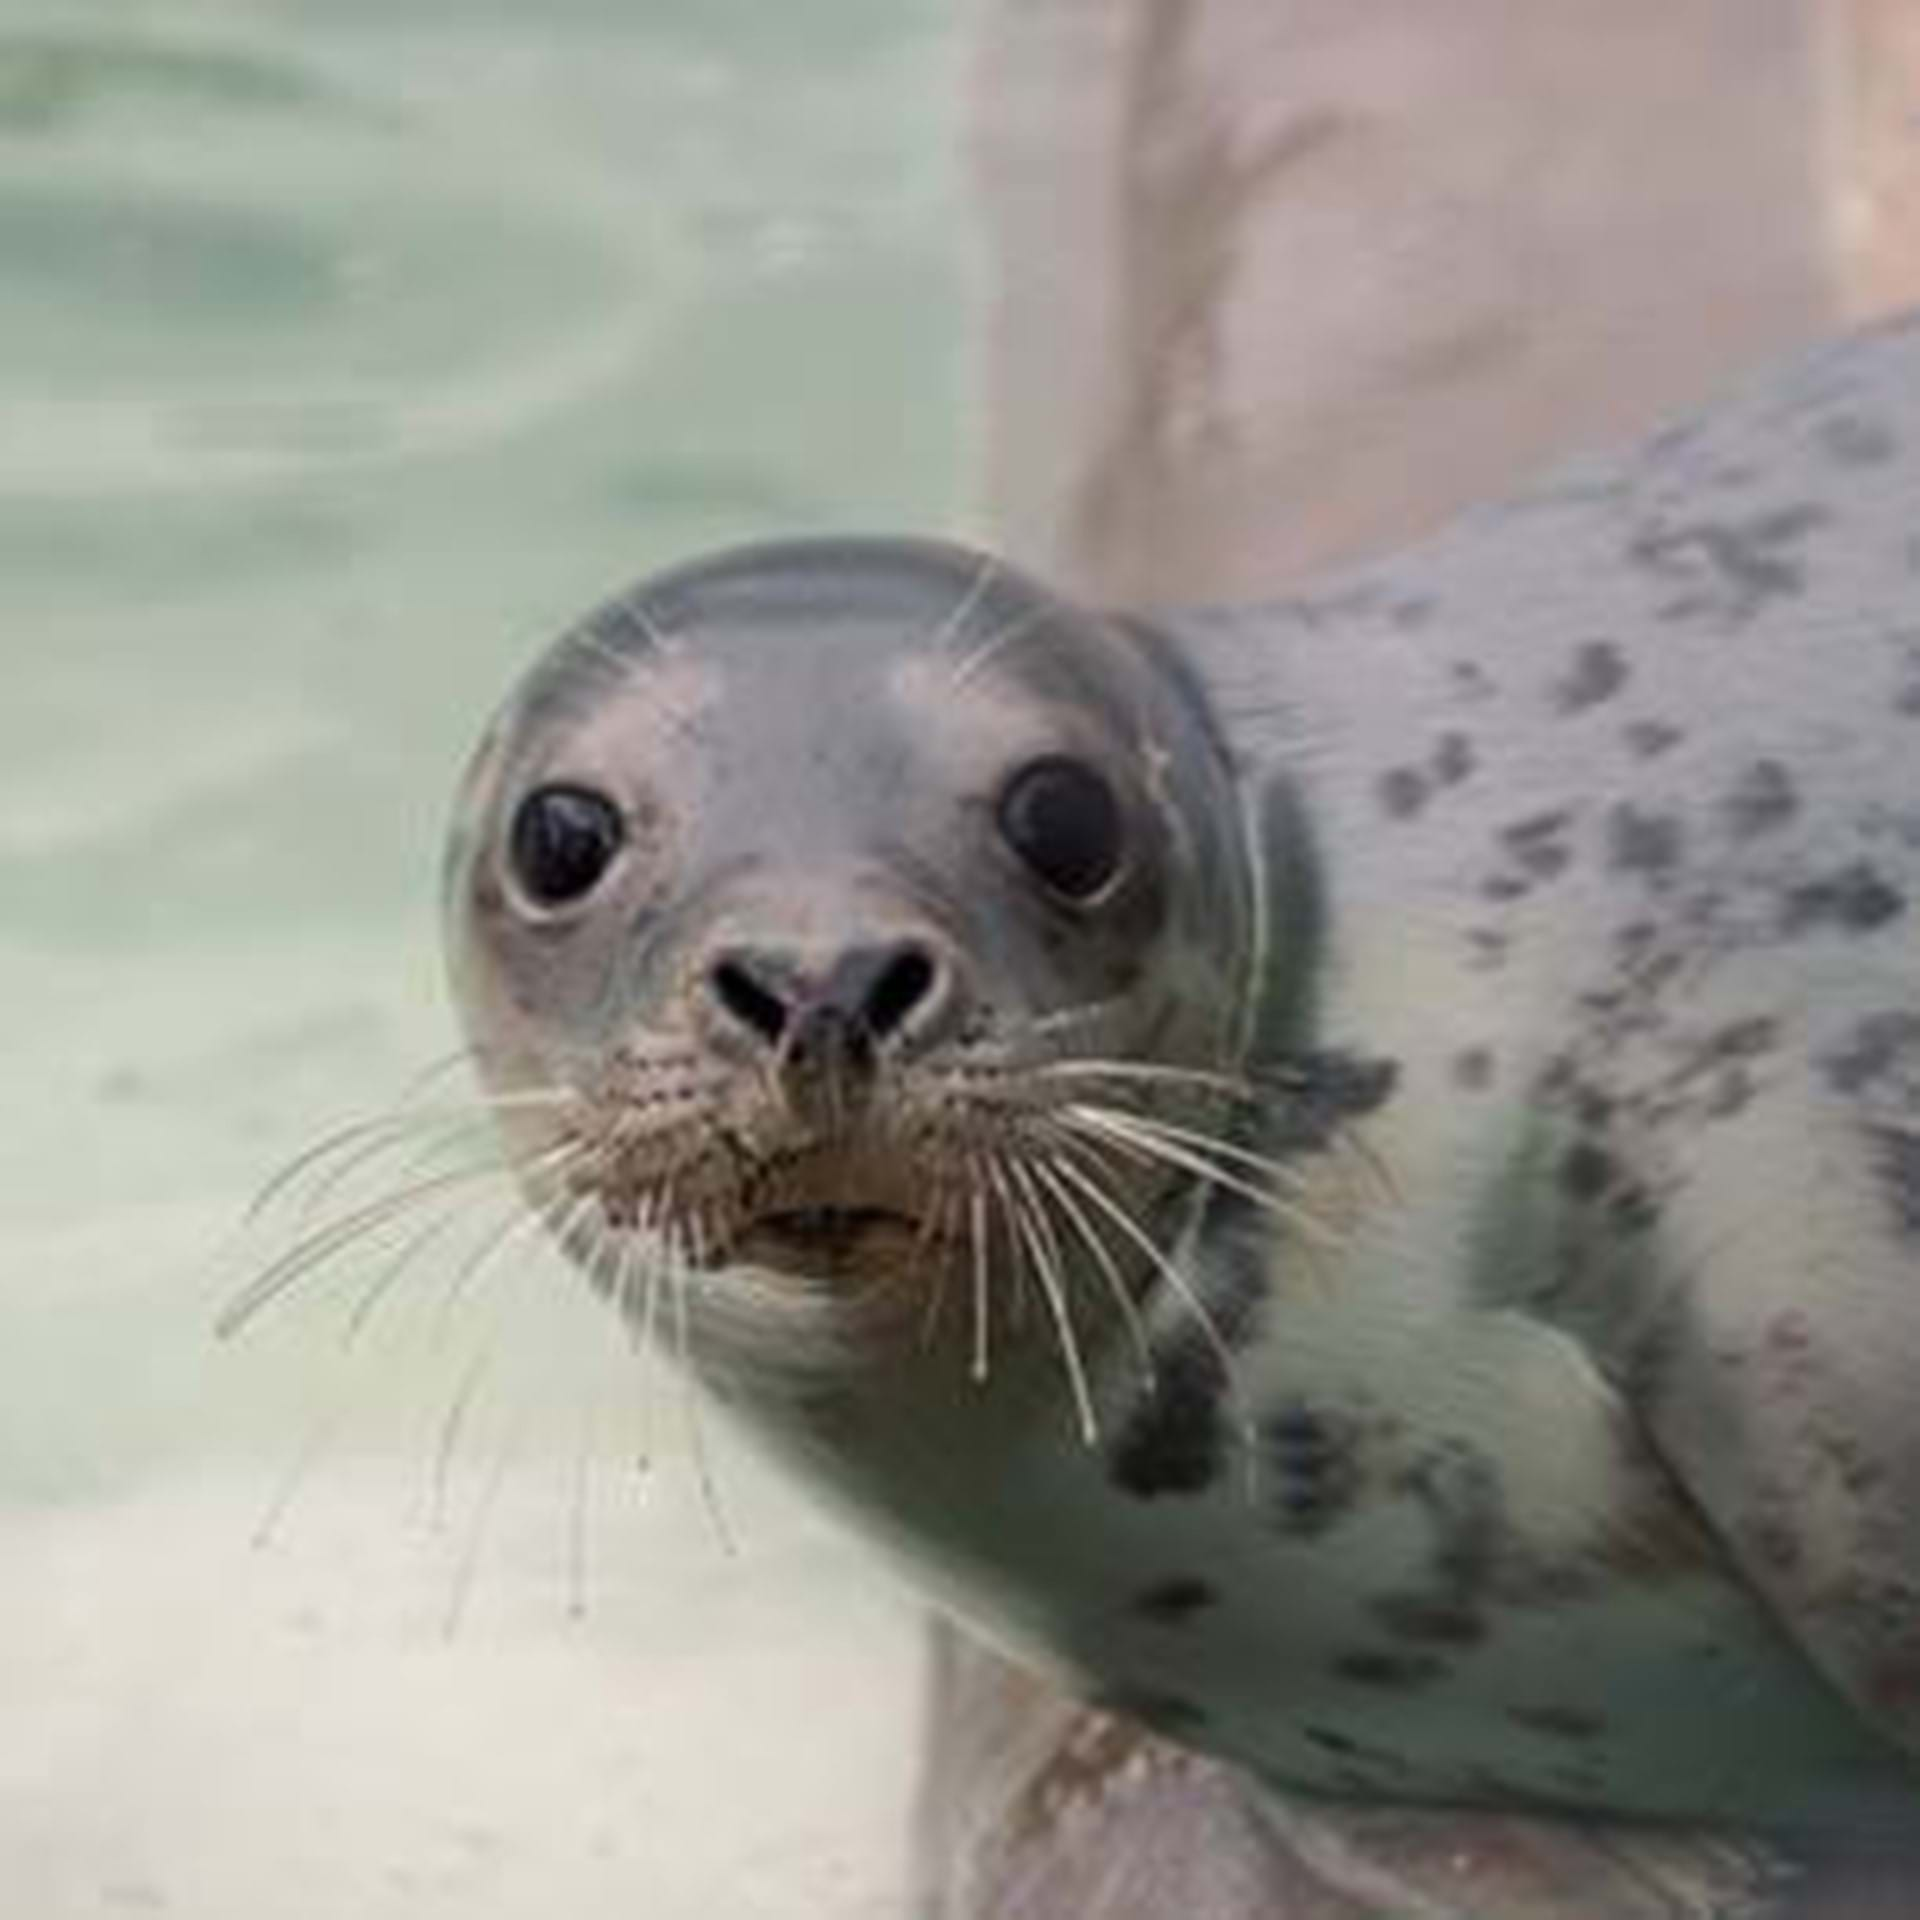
[913,1622,1328,1920]
[913,1622,1793,1918]
[1641,1049,1920,1782]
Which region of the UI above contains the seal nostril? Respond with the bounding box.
[711,958,790,1045]
[863,946,937,1040]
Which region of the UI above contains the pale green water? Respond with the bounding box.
[1,5,967,1912]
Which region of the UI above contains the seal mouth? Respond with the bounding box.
[735,1138,929,1236]
[736,1200,929,1279]
[757,1204,914,1240]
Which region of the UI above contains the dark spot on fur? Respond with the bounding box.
[1721,758,1799,839]
[1432,731,1475,787]
[1622,718,1684,758]
[1304,1725,1363,1756]
[1332,1649,1447,1690]
[1109,1343,1226,1498]
[1378,767,1430,820]
[1264,1051,1399,1158]
[1369,1592,1487,1647]
[1402,1442,1507,1608]
[1631,503,1830,627]
[1500,808,1577,880]
[1449,659,1496,700]
[1820,414,1897,467]
[1506,1704,1607,1741]
[1264,1403,1362,1538]
[1301,1725,1411,1783]
[1133,1577,1218,1624]
[1466,927,1510,971]
[1824,1011,1920,1094]
[1552,640,1629,713]
[1868,1125,1920,1240]
[1709,1015,1779,1059]
[1781,863,1906,935]
[1704,1066,1756,1118]
[1607,804,1684,882]
[1451,1046,1496,1092]
[1608,1184,1663,1234]
[1559,1140,1615,1202]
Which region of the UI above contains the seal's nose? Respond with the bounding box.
[705,939,942,1063]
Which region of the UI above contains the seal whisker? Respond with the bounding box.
[568,1397,596,1622]
[672,1211,737,1557]
[391,1044,485,1105]
[967,1183,992,1384]
[1005,1157,1100,1446]
[632,1217,670,1475]
[291,1115,508,1232]
[1063,1100,1319,1199]
[569,629,647,679]
[1022,997,1130,1041]
[1040,1142,1257,1465]
[978,1152,1035,1342]
[592,589,678,661]
[218,1159,536,1341]
[246,1090,571,1226]
[430,1348,491,1533]
[922,549,998,657]
[1027,1156,1156,1393]
[428,1150,597,1340]
[251,1385,355,1552]
[603,1194,669,1471]
[246,1111,468,1226]
[915,1184,961,1352]
[1333,1120,1402,1211]
[1037,1058,1397,1212]
[339,1200,479,1348]
[1058,1105,1345,1249]
[442,1394,525,1641]
[1035,1057,1273,1103]
[947,604,1049,690]
[427,1191,591,1619]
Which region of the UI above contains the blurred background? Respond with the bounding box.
[0,4,966,1915]
[7,2,1920,1915]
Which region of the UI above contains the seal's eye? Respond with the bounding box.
[998,756,1124,900]
[508,784,624,907]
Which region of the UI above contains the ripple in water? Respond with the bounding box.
[0,28,678,494]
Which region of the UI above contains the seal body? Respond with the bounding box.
[444,314,1920,1842]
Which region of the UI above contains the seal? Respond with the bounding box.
[441,312,1920,1893]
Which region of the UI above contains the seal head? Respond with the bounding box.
[444,537,1258,1388]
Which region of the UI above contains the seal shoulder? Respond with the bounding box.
[1172,314,1920,1772]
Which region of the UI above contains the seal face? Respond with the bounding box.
[444,537,1258,1394]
